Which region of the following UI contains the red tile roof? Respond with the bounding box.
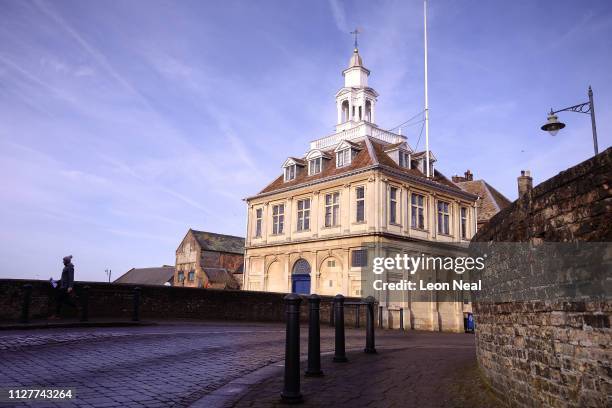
[454,180,511,224]
[255,137,473,200]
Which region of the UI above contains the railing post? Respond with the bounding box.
[333,294,347,363]
[305,294,323,377]
[400,307,404,331]
[365,296,377,354]
[132,287,141,322]
[281,293,303,403]
[355,304,360,329]
[20,284,32,324]
[379,305,383,329]
[329,302,334,327]
[80,285,89,322]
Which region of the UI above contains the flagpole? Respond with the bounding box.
[424,0,430,178]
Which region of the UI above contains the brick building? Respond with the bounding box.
[174,229,244,289]
[114,266,175,286]
[452,170,511,229]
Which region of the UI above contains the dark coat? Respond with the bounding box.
[60,263,74,289]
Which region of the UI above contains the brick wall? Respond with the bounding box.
[0,279,371,327]
[472,148,611,407]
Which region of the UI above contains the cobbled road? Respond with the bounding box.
[0,321,417,408]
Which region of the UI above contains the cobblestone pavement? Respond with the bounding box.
[0,322,494,408]
[230,332,503,408]
[0,321,411,407]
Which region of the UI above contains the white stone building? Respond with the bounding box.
[242,46,479,332]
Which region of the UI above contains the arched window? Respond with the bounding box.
[365,100,372,122]
[292,259,311,275]
[341,100,350,123]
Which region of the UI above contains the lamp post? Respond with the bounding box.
[541,86,599,155]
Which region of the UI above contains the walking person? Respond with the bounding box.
[49,255,77,319]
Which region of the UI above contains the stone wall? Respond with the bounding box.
[0,279,370,327]
[472,148,611,407]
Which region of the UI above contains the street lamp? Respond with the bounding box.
[541,86,599,155]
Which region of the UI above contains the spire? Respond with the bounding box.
[348,28,363,68]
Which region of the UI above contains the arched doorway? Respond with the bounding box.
[267,261,286,293]
[291,259,311,294]
[319,257,342,296]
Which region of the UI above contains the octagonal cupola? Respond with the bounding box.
[335,47,378,132]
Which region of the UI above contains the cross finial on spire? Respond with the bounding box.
[350,28,361,51]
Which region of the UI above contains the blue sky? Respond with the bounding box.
[1,0,610,281]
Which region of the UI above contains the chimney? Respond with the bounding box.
[452,170,474,183]
[517,170,533,197]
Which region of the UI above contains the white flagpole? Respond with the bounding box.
[424,0,430,178]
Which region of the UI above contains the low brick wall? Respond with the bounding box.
[472,148,612,408]
[0,279,371,327]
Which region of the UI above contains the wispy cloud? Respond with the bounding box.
[328,0,348,32]
[0,1,610,281]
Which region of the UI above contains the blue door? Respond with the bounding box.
[291,259,311,294]
[292,274,311,294]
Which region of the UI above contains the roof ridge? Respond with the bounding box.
[364,136,379,165]
[190,229,245,240]
[482,181,511,205]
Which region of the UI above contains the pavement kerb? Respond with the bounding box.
[189,345,412,408]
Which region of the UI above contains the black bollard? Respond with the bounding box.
[305,294,323,377]
[400,307,404,331]
[355,304,360,329]
[132,287,141,322]
[332,294,347,363]
[80,285,89,322]
[379,305,383,329]
[281,293,303,403]
[364,296,377,354]
[20,284,32,324]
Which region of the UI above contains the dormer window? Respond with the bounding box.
[308,157,322,175]
[284,165,296,181]
[333,140,361,168]
[282,158,305,183]
[411,151,436,176]
[399,151,411,168]
[305,149,330,176]
[336,149,351,167]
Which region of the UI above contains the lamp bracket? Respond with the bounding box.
[553,102,591,115]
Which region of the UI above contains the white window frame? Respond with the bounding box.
[411,193,425,229]
[272,204,285,234]
[437,201,450,235]
[389,186,399,224]
[460,206,468,239]
[324,192,340,227]
[254,208,263,237]
[296,198,311,231]
[399,151,411,168]
[355,186,365,223]
[284,165,296,182]
[308,157,322,175]
[336,149,351,168]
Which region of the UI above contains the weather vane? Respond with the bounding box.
[350,28,361,50]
